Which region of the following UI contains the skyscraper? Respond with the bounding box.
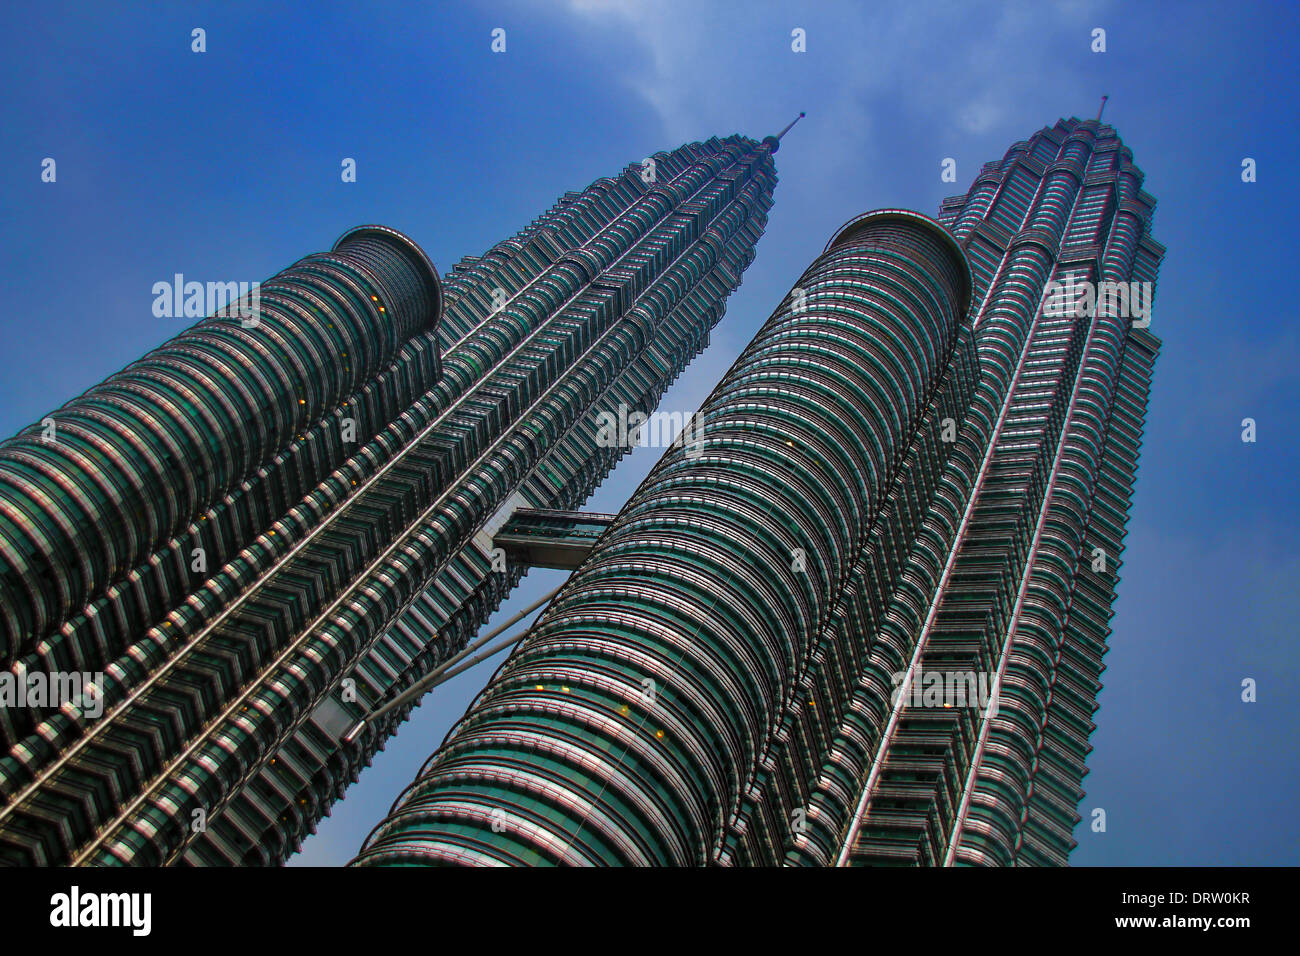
[0,133,780,865]
[352,116,1162,867]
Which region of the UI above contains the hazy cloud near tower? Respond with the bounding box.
[555,0,1107,159]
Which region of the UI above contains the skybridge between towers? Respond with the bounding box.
[491,508,615,570]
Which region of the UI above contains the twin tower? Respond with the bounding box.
[0,116,1162,866]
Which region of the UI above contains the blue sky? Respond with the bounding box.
[1,0,1295,866]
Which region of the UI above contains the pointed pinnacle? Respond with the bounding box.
[776,111,806,141]
[763,112,805,154]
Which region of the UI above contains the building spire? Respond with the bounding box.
[776,111,806,141]
[762,112,805,153]
[1096,95,1109,121]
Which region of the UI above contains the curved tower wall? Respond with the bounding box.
[0,227,442,662]
[352,211,972,865]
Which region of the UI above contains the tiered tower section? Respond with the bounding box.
[823,117,1163,866]
[0,135,778,865]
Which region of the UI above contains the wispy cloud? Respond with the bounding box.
[554,0,1107,146]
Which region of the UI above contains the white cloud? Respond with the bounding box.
[554,0,1107,149]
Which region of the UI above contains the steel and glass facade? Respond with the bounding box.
[828,117,1163,867]
[352,117,1162,867]
[0,134,778,864]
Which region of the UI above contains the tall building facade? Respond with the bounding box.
[352,116,1162,867]
[0,134,779,865]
